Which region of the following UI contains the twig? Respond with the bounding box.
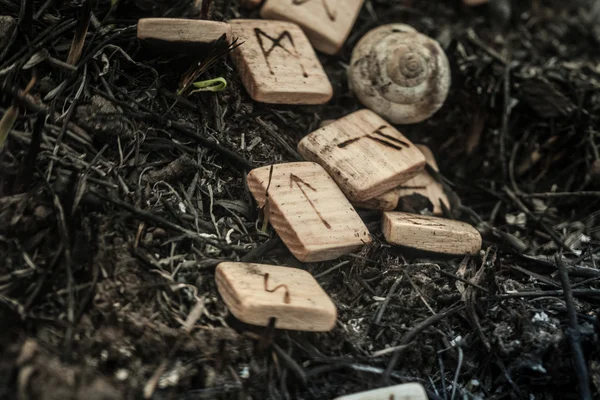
[466,28,508,65]
[504,186,576,254]
[256,118,303,161]
[555,255,592,400]
[381,304,464,382]
[373,275,402,324]
[434,268,489,293]
[521,191,600,198]
[500,61,513,180]
[66,0,92,65]
[272,343,307,384]
[489,289,600,299]
[92,87,255,170]
[91,189,250,252]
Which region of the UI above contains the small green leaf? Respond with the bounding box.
[190,77,227,93]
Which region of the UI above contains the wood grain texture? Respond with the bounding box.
[215,262,337,331]
[354,144,450,214]
[229,19,333,104]
[137,18,232,44]
[333,383,428,400]
[247,162,371,262]
[382,212,482,255]
[260,0,365,55]
[298,109,426,202]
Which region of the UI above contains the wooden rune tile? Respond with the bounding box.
[137,19,232,46]
[247,162,371,262]
[229,19,333,104]
[354,145,450,214]
[333,383,428,400]
[260,0,365,55]
[382,212,482,255]
[215,262,337,331]
[298,109,426,203]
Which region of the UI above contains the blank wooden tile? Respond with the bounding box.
[382,212,482,255]
[229,19,333,104]
[137,19,232,46]
[247,162,371,262]
[215,262,337,331]
[334,383,428,400]
[260,0,365,55]
[354,145,450,214]
[298,109,426,202]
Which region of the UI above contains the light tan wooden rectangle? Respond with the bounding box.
[354,145,449,214]
[298,109,426,202]
[229,19,333,104]
[247,162,371,262]
[382,212,482,255]
[334,383,427,400]
[215,262,337,331]
[260,0,365,55]
[137,18,232,44]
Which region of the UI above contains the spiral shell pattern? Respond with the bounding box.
[348,24,451,124]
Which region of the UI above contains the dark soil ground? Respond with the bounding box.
[1,0,600,399]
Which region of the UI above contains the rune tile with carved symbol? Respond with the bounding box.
[298,109,427,202]
[229,19,332,104]
[247,162,371,262]
[353,144,450,214]
[333,383,428,400]
[260,0,365,55]
[382,212,482,255]
[215,262,337,331]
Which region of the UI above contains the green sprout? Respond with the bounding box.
[189,77,227,94]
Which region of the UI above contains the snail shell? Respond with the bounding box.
[348,24,451,124]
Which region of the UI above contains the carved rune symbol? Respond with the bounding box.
[292,0,337,21]
[254,28,308,78]
[289,174,331,229]
[337,125,411,150]
[264,273,291,304]
[406,217,445,227]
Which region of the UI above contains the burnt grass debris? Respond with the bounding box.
[1,0,600,399]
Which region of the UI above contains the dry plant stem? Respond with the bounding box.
[14,114,44,192]
[504,186,575,254]
[18,0,33,38]
[272,343,307,384]
[381,304,464,382]
[0,19,76,68]
[256,118,302,161]
[1,84,92,145]
[373,276,402,325]
[200,0,212,19]
[91,190,249,252]
[555,255,592,400]
[500,62,513,181]
[47,67,87,180]
[93,87,255,170]
[490,289,600,299]
[66,0,92,65]
[521,191,600,198]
